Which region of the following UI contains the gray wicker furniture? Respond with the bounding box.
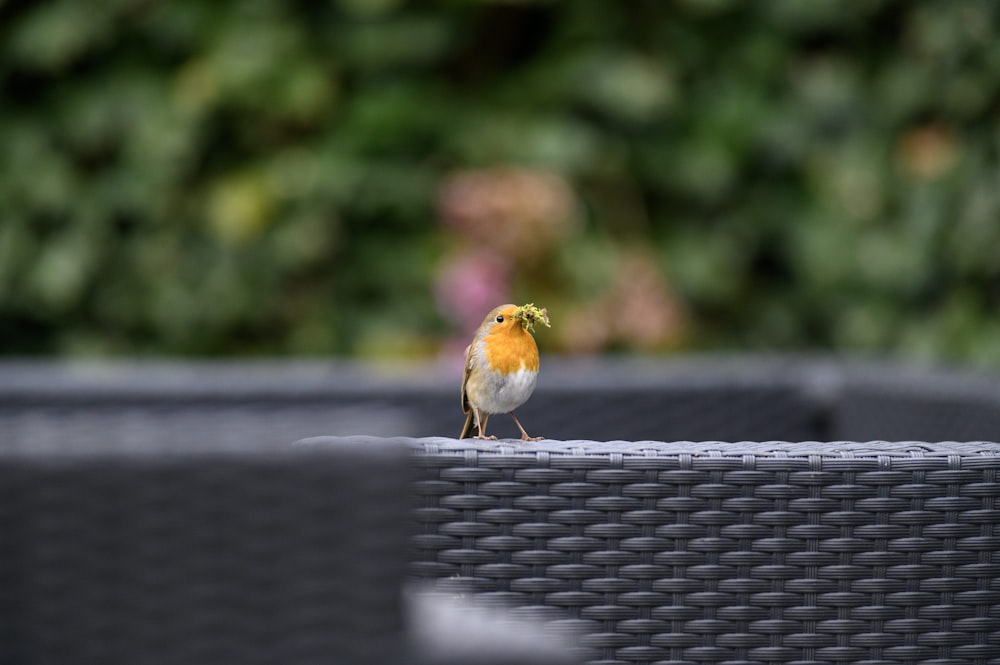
[0,440,575,665]
[376,437,1000,665]
[0,442,412,665]
[5,357,1000,664]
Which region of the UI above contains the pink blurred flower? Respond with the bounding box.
[437,167,578,262]
[558,250,687,354]
[434,250,512,334]
[614,252,686,349]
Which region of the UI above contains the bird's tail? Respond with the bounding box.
[459,411,489,439]
[459,411,475,439]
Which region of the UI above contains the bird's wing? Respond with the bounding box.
[460,343,474,413]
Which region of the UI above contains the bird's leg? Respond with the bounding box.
[474,408,496,440]
[510,412,542,442]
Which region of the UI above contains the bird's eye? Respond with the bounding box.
[495,315,504,323]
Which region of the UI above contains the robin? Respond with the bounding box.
[459,303,549,441]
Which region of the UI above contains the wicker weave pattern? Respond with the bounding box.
[407,439,1000,665]
[0,446,411,665]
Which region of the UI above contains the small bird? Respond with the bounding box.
[459,303,548,441]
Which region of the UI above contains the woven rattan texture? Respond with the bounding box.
[0,444,410,665]
[403,438,1000,665]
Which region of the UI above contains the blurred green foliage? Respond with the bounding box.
[1,0,999,363]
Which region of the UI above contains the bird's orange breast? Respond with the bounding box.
[483,326,539,375]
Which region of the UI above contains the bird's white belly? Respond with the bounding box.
[479,368,537,415]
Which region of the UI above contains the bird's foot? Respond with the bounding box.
[521,434,543,442]
[475,434,498,441]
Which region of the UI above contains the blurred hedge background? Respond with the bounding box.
[1,0,999,363]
